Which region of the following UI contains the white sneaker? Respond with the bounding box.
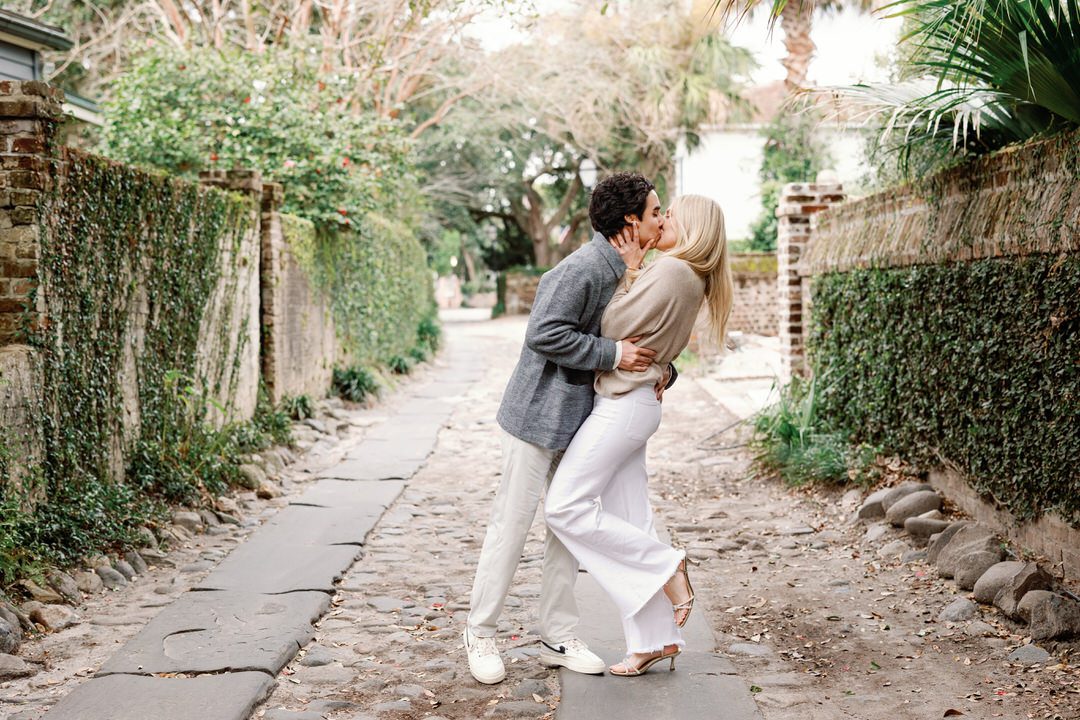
[538,637,606,675]
[463,627,506,684]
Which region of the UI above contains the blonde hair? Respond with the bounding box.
[664,194,733,348]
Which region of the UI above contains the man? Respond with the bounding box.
[464,172,675,684]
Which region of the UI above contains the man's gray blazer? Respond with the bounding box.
[496,233,627,451]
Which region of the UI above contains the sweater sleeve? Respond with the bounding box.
[525,263,618,371]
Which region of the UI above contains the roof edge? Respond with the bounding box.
[0,9,73,52]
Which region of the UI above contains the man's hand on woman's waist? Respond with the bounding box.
[616,335,656,372]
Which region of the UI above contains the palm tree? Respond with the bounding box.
[713,1,878,92]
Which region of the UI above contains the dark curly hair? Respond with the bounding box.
[588,172,656,239]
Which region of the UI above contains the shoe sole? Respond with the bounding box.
[539,650,606,675]
[470,668,506,685]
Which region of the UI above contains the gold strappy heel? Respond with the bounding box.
[669,557,695,628]
[609,646,681,677]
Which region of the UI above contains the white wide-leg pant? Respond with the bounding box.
[467,431,580,643]
[545,386,685,654]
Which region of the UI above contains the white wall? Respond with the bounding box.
[675,130,764,241]
[674,126,867,241]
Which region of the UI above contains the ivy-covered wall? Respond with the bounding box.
[805,129,1080,525]
[288,212,434,366]
[810,256,1079,523]
[0,80,436,579]
[261,205,340,404]
[33,150,257,484]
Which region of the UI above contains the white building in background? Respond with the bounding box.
[674,5,901,241]
[673,81,868,242]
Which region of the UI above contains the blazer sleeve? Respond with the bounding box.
[525,263,618,371]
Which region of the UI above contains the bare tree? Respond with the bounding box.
[20,0,495,138]
[422,0,754,267]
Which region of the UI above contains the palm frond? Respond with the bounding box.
[822,0,1080,179]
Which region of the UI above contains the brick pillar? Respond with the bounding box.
[0,80,63,344]
[776,181,844,379]
[259,181,284,404]
[199,167,263,198]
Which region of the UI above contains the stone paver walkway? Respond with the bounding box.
[247,316,762,720]
[40,332,482,720]
[18,314,1072,720]
[35,314,764,720]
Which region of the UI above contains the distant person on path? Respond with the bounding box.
[463,172,676,684]
[545,194,733,677]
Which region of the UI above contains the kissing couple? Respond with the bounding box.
[463,171,733,680]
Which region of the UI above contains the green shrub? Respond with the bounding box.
[748,110,830,252]
[333,365,380,403]
[280,394,315,421]
[752,375,844,486]
[2,469,163,577]
[417,314,442,353]
[101,46,417,232]
[241,389,293,449]
[388,355,414,375]
[809,254,1080,523]
[128,372,250,506]
[282,213,436,366]
[833,0,1080,179]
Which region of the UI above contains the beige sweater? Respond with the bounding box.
[595,255,705,398]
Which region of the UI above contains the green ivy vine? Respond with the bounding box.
[808,253,1080,525]
[0,148,280,584]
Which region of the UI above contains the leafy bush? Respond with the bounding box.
[1,469,163,579]
[239,389,293,450]
[333,365,381,403]
[128,378,289,505]
[417,314,442,353]
[283,213,436,366]
[101,46,417,232]
[388,355,414,375]
[751,375,875,486]
[834,0,1080,179]
[280,395,315,421]
[809,254,1080,523]
[748,110,830,252]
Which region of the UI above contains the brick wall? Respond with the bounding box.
[0,80,59,344]
[804,128,1080,274]
[0,79,340,485]
[260,190,339,404]
[795,130,1080,582]
[503,271,542,315]
[930,467,1080,584]
[504,254,779,343]
[727,253,777,337]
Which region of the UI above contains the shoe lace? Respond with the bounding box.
[561,638,590,654]
[471,634,498,658]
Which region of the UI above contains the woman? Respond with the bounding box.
[544,194,733,677]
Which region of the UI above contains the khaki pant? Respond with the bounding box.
[467,431,579,643]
